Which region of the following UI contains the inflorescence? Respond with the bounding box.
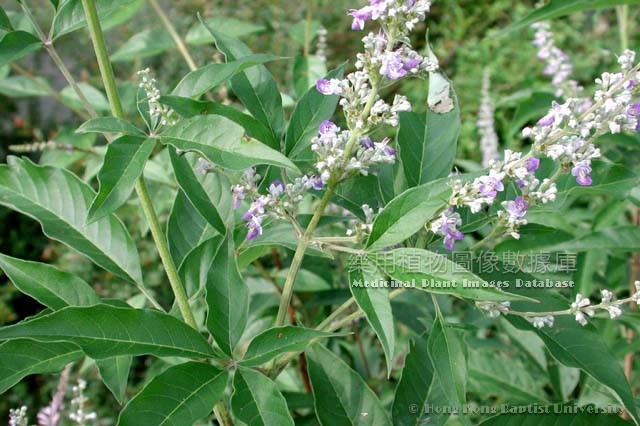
[237,0,435,240]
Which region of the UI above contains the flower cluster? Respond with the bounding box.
[431,50,640,249]
[239,0,433,240]
[68,379,96,426]
[137,68,177,128]
[477,282,640,329]
[316,27,328,63]
[346,204,377,238]
[239,173,324,240]
[37,364,71,426]
[477,69,500,167]
[9,406,28,426]
[531,22,590,110]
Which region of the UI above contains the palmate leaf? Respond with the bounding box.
[199,15,285,144]
[231,367,295,426]
[306,344,391,425]
[0,305,216,359]
[240,326,346,366]
[349,260,395,375]
[0,157,142,284]
[118,362,228,426]
[205,235,249,357]
[161,115,298,172]
[0,339,83,394]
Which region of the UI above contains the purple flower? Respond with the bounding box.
[360,136,374,149]
[380,51,407,80]
[246,216,263,240]
[402,57,422,72]
[537,113,554,127]
[349,7,372,30]
[443,227,464,250]
[319,120,338,135]
[627,103,640,117]
[308,175,324,190]
[268,180,285,197]
[316,78,342,95]
[232,185,245,209]
[477,173,505,198]
[526,157,540,172]
[572,161,592,186]
[505,196,528,220]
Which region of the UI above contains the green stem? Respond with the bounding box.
[275,181,337,326]
[80,0,196,327]
[148,0,198,72]
[19,2,97,118]
[616,5,629,52]
[303,0,315,57]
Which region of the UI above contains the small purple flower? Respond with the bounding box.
[572,161,592,186]
[443,227,464,250]
[402,57,422,72]
[360,136,374,149]
[505,196,528,220]
[268,180,285,197]
[232,185,245,209]
[627,103,640,117]
[349,7,372,30]
[319,120,338,135]
[537,113,554,127]
[380,51,407,80]
[308,175,324,190]
[316,78,342,95]
[624,80,635,90]
[526,157,540,172]
[246,217,263,240]
[515,179,525,189]
[477,173,505,198]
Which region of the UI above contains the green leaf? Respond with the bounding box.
[199,15,285,143]
[169,149,229,235]
[51,0,144,40]
[161,115,298,172]
[118,362,228,426]
[0,304,216,359]
[231,367,295,426]
[366,178,451,251]
[292,55,327,98]
[0,75,52,97]
[392,335,433,426]
[0,7,13,32]
[241,326,344,366]
[0,339,82,393]
[552,162,639,202]
[186,18,265,45]
[376,248,530,302]
[307,344,391,425]
[479,409,632,425]
[88,136,155,222]
[349,260,395,375]
[544,226,640,252]
[111,29,173,62]
[0,31,41,68]
[427,312,467,420]
[206,235,249,356]
[60,82,111,112]
[179,236,224,297]
[172,54,283,98]
[161,96,279,150]
[504,0,640,34]
[467,349,548,404]
[285,65,344,158]
[77,117,146,136]
[0,157,142,284]
[0,253,100,309]
[168,190,215,269]
[397,90,460,187]
[481,268,639,424]
[96,356,132,405]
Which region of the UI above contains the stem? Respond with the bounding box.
[148,0,198,72]
[303,0,315,57]
[80,0,196,326]
[10,63,91,120]
[19,2,98,118]
[617,5,629,52]
[275,181,337,326]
